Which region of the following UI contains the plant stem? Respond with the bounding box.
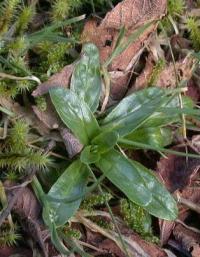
[87,165,130,257]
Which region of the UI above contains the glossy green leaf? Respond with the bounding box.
[125,127,173,148]
[96,150,178,220]
[101,87,171,137]
[91,130,118,153]
[50,88,100,145]
[118,138,200,159]
[142,95,194,128]
[43,160,89,226]
[80,145,101,164]
[71,43,101,112]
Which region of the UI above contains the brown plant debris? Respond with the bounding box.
[82,0,167,99]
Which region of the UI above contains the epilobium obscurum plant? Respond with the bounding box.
[31,39,200,255]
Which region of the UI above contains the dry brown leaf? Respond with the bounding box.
[59,127,83,158]
[173,224,200,255]
[100,0,167,30]
[0,246,32,257]
[157,146,200,193]
[32,64,74,97]
[186,79,200,102]
[131,54,155,92]
[155,57,195,89]
[6,185,49,257]
[77,213,167,257]
[82,0,167,99]
[32,98,60,130]
[159,220,175,246]
[0,96,50,135]
[32,96,82,158]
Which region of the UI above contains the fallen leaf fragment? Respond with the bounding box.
[32,64,74,97]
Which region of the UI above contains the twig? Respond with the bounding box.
[176,195,200,214]
[0,72,41,84]
[176,219,200,234]
[87,166,131,257]
[78,240,106,253]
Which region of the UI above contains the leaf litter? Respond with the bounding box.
[1,0,200,256]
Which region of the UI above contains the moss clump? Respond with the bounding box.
[148,59,165,86]
[186,17,200,51]
[120,199,159,243]
[81,192,112,211]
[0,120,51,175]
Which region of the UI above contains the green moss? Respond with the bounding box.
[82,192,112,211]
[120,199,159,243]
[0,223,21,247]
[35,96,47,112]
[15,4,36,34]
[186,17,200,51]
[62,225,81,239]
[0,0,21,35]
[148,59,165,86]
[168,0,185,17]
[0,119,51,173]
[8,121,29,153]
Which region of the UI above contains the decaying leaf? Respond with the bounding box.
[157,146,200,193]
[131,54,155,91]
[159,220,175,246]
[0,246,32,257]
[82,0,167,99]
[100,0,167,30]
[77,212,167,257]
[6,185,49,257]
[173,224,200,257]
[32,98,60,130]
[32,64,74,97]
[155,56,195,89]
[0,96,49,136]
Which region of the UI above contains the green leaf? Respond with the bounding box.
[104,22,153,67]
[43,160,89,226]
[28,15,85,47]
[50,88,100,145]
[71,43,101,112]
[101,87,170,137]
[96,150,178,220]
[125,127,173,148]
[91,130,118,153]
[80,145,101,164]
[118,138,200,159]
[142,95,194,128]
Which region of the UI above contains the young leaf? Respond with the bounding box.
[50,88,100,145]
[43,160,89,226]
[91,130,118,153]
[96,150,178,220]
[80,145,101,164]
[71,43,101,112]
[101,87,170,138]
